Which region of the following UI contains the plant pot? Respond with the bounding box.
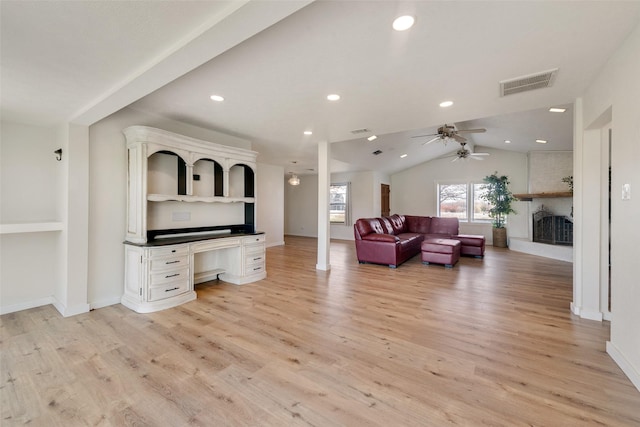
[493,227,508,248]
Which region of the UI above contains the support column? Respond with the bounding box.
[54,123,90,317]
[316,140,331,271]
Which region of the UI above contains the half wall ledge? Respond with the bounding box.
[509,237,573,262]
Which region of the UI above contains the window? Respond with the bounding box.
[330,183,349,224]
[437,182,493,223]
[438,183,468,220]
[472,183,492,221]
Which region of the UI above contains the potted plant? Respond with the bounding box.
[481,172,517,248]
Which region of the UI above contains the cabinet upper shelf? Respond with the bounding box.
[514,191,573,201]
[147,194,255,203]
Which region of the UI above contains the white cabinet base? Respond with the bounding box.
[121,290,196,314]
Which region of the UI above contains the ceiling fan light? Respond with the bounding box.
[393,15,415,31]
[288,174,300,186]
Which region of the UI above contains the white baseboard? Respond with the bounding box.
[0,296,55,315]
[267,240,285,247]
[569,302,603,321]
[52,297,90,317]
[90,296,121,311]
[607,341,640,392]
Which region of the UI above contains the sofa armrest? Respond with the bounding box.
[362,234,400,242]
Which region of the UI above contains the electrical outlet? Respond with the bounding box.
[622,183,631,200]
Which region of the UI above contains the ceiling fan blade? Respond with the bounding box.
[451,156,459,162]
[453,134,467,143]
[456,128,487,134]
[411,133,438,138]
[470,152,490,156]
[422,136,441,145]
[470,155,484,160]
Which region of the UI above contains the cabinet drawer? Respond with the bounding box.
[244,235,265,244]
[245,253,265,265]
[149,255,189,272]
[150,267,189,286]
[148,246,189,258]
[148,281,189,302]
[245,243,265,255]
[245,263,265,275]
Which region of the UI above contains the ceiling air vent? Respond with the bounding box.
[499,68,558,97]
[351,128,370,135]
[372,149,383,155]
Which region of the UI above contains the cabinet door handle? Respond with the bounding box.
[165,260,180,264]
[253,267,262,271]
[165,287,179,292]
[253,257,262,261]
[165,273,180,278]
[171,250,176,253]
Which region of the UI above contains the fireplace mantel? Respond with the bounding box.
[514,191,573,201]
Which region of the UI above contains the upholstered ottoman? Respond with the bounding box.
[421,238,461,268]
[455,234,485,257]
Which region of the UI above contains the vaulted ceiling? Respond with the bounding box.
[2,1,639,175]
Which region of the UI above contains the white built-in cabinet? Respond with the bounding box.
[121,126,266,313]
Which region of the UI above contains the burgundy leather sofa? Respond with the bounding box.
[353,214,485,268]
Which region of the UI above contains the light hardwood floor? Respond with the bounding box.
[2,236,639,426]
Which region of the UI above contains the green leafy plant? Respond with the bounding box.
[562,175,573,192]
[481,172,517,228]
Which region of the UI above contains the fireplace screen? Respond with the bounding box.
[533,210,573,246]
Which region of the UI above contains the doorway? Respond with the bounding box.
[381,184,390,217]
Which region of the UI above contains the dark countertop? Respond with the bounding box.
[124,231,264,247]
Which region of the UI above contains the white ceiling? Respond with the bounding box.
[2,1,639,176]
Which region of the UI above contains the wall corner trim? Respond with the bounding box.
[606,341,640,392]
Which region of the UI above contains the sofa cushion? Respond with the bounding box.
[362,233,399,242]
[387,214,407,234]
[429,217,459,235]
[405,215,432,234]
[379,217,395,234]
[354,218,385,239]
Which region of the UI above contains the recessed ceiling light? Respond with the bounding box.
[393,15,415,31]
[504,140,511,144]
[367,135,377,141]
[400,154,408,158]
[439,101,453,108]
[327,94,340,101]
[549,107,566,113]
[210,95,224,102]
[536,139,548,144]
[303,131,312,135]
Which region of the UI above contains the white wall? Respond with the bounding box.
[579,22,640,390]
[284,170,389,240]
[391,147,529,244]
[87,107,257,309]
[257,162,284,247]
[0,121,64,313]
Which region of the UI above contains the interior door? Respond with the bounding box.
[381,184,390,217]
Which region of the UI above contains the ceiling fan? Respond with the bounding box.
[412,124,486,145]
[451,142,490,162]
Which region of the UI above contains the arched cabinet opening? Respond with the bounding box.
[229,163,255,198]
[193,158,223,197]
[147,150,188,196]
